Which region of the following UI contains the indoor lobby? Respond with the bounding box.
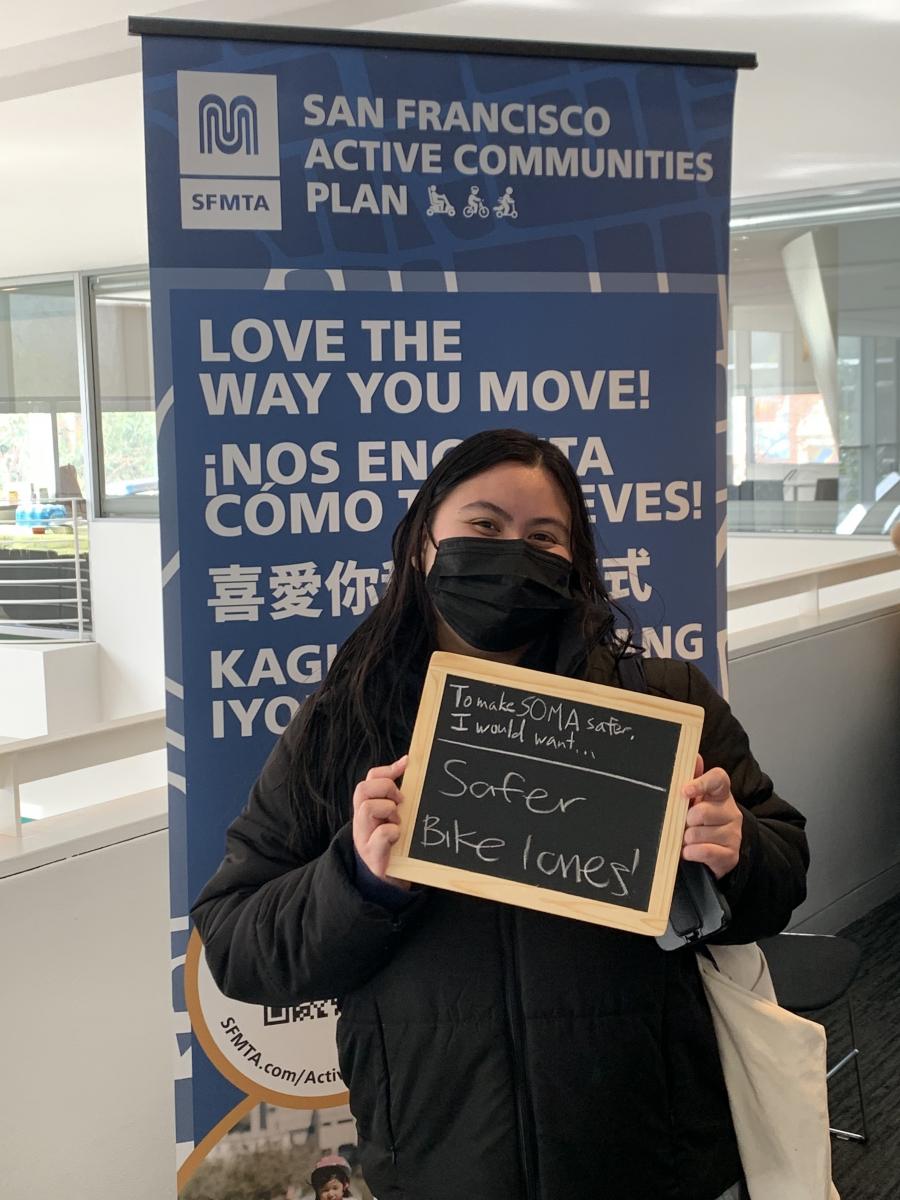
[1,2,898,1198]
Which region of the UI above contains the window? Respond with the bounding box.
[0,280,84,504]
[0,280,90,640]
[728,188,900,535]
[0,269,159,523]
[90,272,157,516]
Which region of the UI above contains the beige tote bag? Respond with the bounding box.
[698,944,840,1200]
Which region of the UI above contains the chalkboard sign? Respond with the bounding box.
[388,652,704,935]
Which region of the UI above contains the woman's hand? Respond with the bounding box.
[352,755,411,889]
[681,755,743,880]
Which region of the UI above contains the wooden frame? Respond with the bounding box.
[389,652,704,936]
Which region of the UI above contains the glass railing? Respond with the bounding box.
[0,500,91,640]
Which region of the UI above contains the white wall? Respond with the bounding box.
[19,748,167,820]
[727,535,900,635]
[726,535,893,585]
[0,642,99,739]
[0,830,175,1200]
[89,519,165,721]
[729,607,900,931]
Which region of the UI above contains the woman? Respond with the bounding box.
[193,429,808,1200]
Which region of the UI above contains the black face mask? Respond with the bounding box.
[425,536,575,652]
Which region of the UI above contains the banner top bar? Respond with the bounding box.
[127,16,757,71]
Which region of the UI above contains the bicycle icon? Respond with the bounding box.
[463,186,490,219]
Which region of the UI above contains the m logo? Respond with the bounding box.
[199,94,259,156]
[177,71,280,230]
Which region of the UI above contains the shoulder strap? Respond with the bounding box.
[615,652,648,694]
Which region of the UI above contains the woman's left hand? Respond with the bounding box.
[681,755,743,880]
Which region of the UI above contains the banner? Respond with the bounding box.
[134,18,749,1197]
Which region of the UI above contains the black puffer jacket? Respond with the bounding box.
[193,644,808,1200]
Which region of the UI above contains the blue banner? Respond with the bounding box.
[137,24,736,1196]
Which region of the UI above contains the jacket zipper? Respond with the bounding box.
[373,1000,399,1166]
[501,907,540,1200]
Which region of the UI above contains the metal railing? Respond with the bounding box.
[0,500,91,640]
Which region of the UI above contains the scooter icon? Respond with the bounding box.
[493,186,518,220]
[426,185,456,217]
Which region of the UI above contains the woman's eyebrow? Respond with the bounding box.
[458,501,569,534]
[458,500,513,520]
[528,515,571,535]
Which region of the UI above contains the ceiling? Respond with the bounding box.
[1,0,898,277]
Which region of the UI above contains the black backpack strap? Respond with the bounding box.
[615,652,649,694]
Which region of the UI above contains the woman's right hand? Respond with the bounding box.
[352,755,411,888]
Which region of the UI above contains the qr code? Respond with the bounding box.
[263,998,340,1025]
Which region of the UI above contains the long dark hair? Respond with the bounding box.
[289,428,631,841]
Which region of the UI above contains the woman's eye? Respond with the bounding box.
[470,518,499,531]
[531,531,557,543]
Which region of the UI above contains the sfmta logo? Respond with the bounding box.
[198,93,259,156]
[178,70,280,228]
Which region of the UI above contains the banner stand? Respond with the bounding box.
[131,18,753,1195]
